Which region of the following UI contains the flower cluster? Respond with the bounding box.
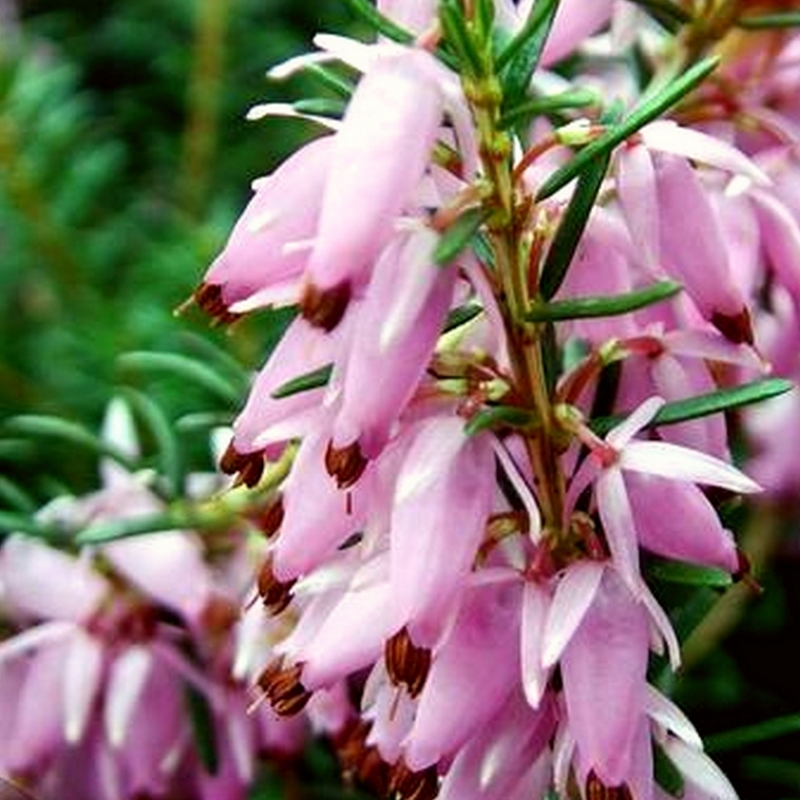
[0,401,348,800]
[195,3,799,800]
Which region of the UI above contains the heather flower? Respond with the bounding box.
[192,4,800,800]
[0,402,324,800]
[570,396,759,595]
[301,47,451,322]
[196,136,334,322]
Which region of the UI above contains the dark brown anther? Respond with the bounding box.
[257,658,311,716]
[388,760,440,800]
[256,657,283,694]
[219,441,265,488]
[219,440,247,474]
[117,605,158,643]
[256,555,296,615]
[325,439,368,489]
[248,495,284,539]
[335,720,392,797]
[711,306,754,345]
[300,280,351,331]
[384,628,432,698]
[192,282,242,326]
[199,595,241,637]
[239,456,265,488]
[585,771,633,800]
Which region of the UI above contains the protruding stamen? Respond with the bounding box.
[388,760,439,800]
[325,439,368,489]
[248,495,285,539]
[256,658,311,716]
[384,628,432,698]
[335,720,392,797]
[191,282,242,326]
[711,306,754,345]
[256,555,295,615]
[219,441,265,488]
[300,280,351,331]
[585,771,633,800]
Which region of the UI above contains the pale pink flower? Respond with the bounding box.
[387,416,495,646]
[302,49,446,310]
[329,227,457,463]
[197,136,334,321]
[570,397,760,595]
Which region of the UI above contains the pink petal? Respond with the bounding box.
[105,645,154,748]
[540,0,614,66]
[306,50,443,292]
[541,560,604,669]
[620,441,761,493]
[640,121,770,184]
[390,419,494,647]
[606,396,665,449]
[63,629,104,743]
[272,429,370,581]
[596,468,642,594]
[663,738,738,800]
[404,580,521,770]
[521,581,550,707]
[0,535,108,622]
[616,142,660,270]
[626,472,738,572]
[560,568,649,786]
[103,531,213,624]
[300,561,394,690]
[656,155,746,321]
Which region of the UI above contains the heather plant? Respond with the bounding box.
[3,1,800,800]
[193,1,800,799]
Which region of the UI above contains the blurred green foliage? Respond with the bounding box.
[0,0,363,410]
[0,0,355,492]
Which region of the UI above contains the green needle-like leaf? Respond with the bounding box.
[4,415,139,471]
[122,387,185,498]
[271,364,334,399]
[474,0,497,42]
[706,713,800,754]
[495,0,559,71]
[500,88,598,128]
[645,558,732,588]
[0,476,37,513]
[538,149,611,300]
[304,64,354,98]
[737,12,800,29]
[293,97,347,118]
[434,207,489,265]
[464,405,534,436]
[185,685,219,774]
[0,511,60,539]
[444,302,484,332]
[340,0,415,43]
[526,280,682,321]
[536,56,720,201]
[590,378,794,436]
[497,0,560,104]
[439,0,486,76]
[76,513,179,544]
[117,351,242,406]
[175,411,234,432]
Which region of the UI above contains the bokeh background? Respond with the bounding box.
[1,2,800,798]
